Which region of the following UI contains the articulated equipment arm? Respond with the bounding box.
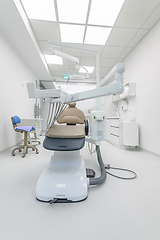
[27,63,125,103]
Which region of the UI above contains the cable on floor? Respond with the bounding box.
[105,164,137,180]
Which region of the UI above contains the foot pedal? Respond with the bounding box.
[86,168,95,178]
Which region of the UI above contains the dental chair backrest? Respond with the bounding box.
[57,102,85,125]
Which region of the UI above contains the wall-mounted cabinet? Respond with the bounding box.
[112,82,136,103]
[106,117,139,147]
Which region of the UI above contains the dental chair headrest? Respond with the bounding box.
[69,102,76,107]
[57,102,85,125]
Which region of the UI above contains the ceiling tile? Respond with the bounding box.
[48,64,64,72]
[106,28,138,46]
[38,41,50,54]
[118,47,133,59]
[91,71,105,79]
[63,59,79,66]
[61,47,82,57]
[80,57,96,66]
[101,46,125,58]
[100,58,116,67]
[30,20,60,41]
[112,59,123,66]
[82,44,103,57]
[142,3,160,29]
[82,51,95,58]
[128,29,149,47]
[115,0,160,28]
[100,67,110,74]
[51,72,64,77]
[99,67,112,78]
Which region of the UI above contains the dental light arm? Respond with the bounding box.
[49,48,79,67]
[49,48,90,82]
[48,40,100,84]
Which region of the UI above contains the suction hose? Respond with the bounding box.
[89,145,106,185]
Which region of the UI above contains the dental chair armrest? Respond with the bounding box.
[85,119,89,136]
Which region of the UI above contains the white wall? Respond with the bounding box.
[105,95,116,117]
[0,31,37,152]
[119,19,160,155]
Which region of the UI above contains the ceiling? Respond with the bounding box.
[0,0,160,84]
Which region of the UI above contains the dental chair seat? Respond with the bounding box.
[47,124,85,138]
[43,124,85,151]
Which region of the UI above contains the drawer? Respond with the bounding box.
[111,119,120,127]
[110,126,119,136]
[110,134,120,145]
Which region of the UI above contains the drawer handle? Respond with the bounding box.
[111,133,119,137]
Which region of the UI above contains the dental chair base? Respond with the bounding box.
[36,150,88,203]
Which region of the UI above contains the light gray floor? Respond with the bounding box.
[0,138,160,240]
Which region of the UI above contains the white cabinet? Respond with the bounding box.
[106,118,139,147]
[123,121,139,146]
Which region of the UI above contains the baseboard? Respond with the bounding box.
[139,147,160,158]
[0,142,21,155]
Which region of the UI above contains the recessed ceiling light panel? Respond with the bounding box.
[57,0,89,24]
[88,0,125,26]
[60,24,85,44]
[85,26,112,45]
[21,0,56,21]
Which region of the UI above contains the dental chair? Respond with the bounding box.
[11,116,39,158]
[36,102,90,203]
[36,102,106,203]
